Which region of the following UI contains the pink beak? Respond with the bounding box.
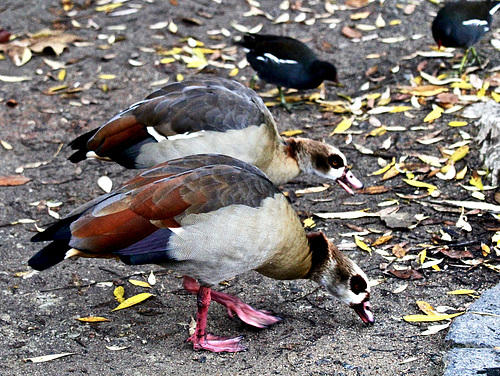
[337,168,363,195]
[351,301,374,325]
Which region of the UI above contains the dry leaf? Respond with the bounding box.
[342,26,362,39]
[392,244,408,258]
[76,316,110,323]
[447,289,476,295]
[357,186,390,194]
[24,353,75,363]
[388,269,423,280]
[424,105,444,123]
[403,179,437,193]
[128,279,151,288]
[372,234,393,246]
[403,312,464,322]
[281,129,303,137]
[329,117,353,135]
[416,301,438,315]
[111,293,154,312]
[354,235,372,254]
[114,286,125,303]
[0,175,30,186]
[0,74,32,82]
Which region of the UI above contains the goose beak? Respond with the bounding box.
[337,168,363,195]
[351,301,374,325]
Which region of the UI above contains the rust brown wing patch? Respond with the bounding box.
[87,115,150,157]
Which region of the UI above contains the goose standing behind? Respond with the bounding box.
[30,154,374,353]
[69,78,361,194]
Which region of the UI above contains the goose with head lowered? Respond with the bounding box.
[68,77,362,194]
[30,154,374,353]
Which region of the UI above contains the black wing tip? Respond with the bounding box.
[28,240,70,271]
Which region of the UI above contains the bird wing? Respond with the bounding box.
[69,78,272,165]
[51,156,280,259]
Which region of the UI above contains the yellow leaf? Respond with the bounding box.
[111,293,154,312]
[403,179,437,193]
[423,106,444,123]
[354,235,372,255]
[367,126,387,137]
[114,286,125,303]
[432,264,441,271]
[419,249,427,265]
[403,312,464,322]
[96,3,123,12]
[416,300,438,315]
[371,159,395,175]
[492,92,500,103]
[455,166,467,180]
[76,316,110,323]
[160,57,176,64]
[447,289,476,295]
[469,175,483,190]
[381,165,400,180]
[229,68,238,77]
[98,74,116,80]
[47,85,69,93]
[389,106,413,113]
[372,234,393,246]
[303,218,316,229]
[449,145,469,163]
[281,129,303,137]
[389,19,401,25]
[482,243,491,257]
[58,69,66,81]
[329,117,353,135]
[101,84,109,93]
[448,121,468,127]
[176,73,184,82]
[128,279,151,288]
[451,81,473,89]
[158,47,183,56]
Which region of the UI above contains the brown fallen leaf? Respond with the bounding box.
[357,186,390,194]
[387,269,423,280]
[392,243,408,258]
[436,92,459,105]
[345,0,370,8]
[0,29,11,44]
[372,234,393,246]
[437,248,474,259]
[416,300,438,315]
[342,26,362,39]
[0,175,30,186]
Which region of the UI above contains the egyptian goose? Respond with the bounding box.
[236,34,338,108]
[68,77,361,194]
[432,0,500,72]
[30,154,374,353]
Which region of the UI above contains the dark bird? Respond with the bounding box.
[69,78,362,194]
[30,154,374,352]
[236,34,338,108]
[432,0,500,72]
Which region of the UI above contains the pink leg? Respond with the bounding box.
[183,276,281,329]
[186,285,246,352]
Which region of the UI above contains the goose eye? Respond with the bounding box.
[328,154,344,168]
[350,275,367,295]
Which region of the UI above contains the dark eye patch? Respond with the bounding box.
[328,154,344,168]
[350,275,367,295]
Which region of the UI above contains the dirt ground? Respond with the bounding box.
[1,0,500,375]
